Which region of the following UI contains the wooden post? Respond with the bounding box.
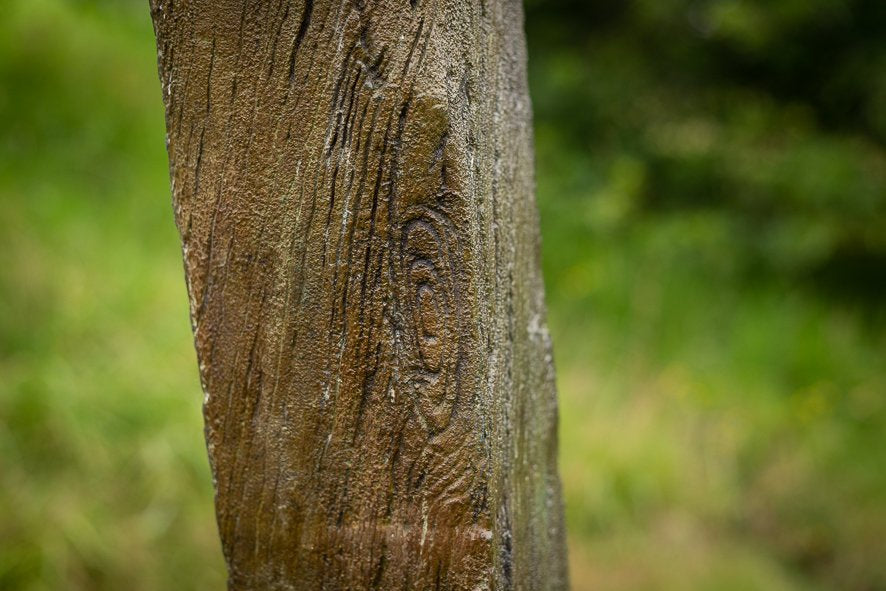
[150,0,566,588]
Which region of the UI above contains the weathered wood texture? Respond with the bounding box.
[150,0,566,588]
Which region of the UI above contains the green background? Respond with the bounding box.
[1,1,884,589]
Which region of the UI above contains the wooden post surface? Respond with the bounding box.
[150,0,567,588]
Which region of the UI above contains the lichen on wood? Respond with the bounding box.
[150,0,567,588]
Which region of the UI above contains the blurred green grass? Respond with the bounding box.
[1,1,884,590]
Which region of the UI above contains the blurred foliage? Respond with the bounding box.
[0,0,884,590]
[0,1,225,589]
[524,1,886,589]
[527,0,886,299]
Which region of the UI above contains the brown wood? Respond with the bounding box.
[150,0,567,588]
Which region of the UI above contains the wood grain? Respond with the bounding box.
[150,0,566,588]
